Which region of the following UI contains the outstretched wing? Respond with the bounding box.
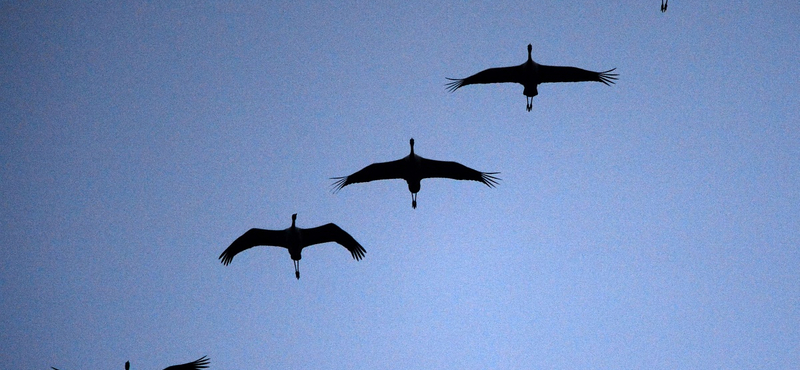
[162,356,210,370]
[537,65,618,85]
[219,229,286,265]
[419,157,500,187]
[300,223,366,260]
[331,158,405,193]
[446,64,524,91]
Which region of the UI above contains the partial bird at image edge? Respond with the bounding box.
[52,356,210,370]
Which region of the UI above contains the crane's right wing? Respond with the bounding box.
[302,223,366,261]
[219,229,285,265]
[331,158,405,193]
[446,64,523,91]
[419,157,500,187]
[162,356,210,370]
[537,65,618,85]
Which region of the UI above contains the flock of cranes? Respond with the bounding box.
[218,138,499,278]
[217,43,617,279]
[50,41,618,370]
[51,3,677,367]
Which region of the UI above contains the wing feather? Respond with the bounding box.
[219,229,286,265]
[419,157,500,187]
[331,158,406,192]
[446,65,524,91]
[538,65,618,85]
[162,356,210,370]
[300,224,366,260]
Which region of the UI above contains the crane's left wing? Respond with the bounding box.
[446,64,525,92]
[537,65,618,85]
[301,223,366,261]
[162,356,209,370]
[219,229,286,265]
[419,158,500,187]
[331,158,406,193]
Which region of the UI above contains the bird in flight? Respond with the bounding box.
[332,138,499,208]
[52,356,210,370]
[446,44,618,111]
[219,214,366,279]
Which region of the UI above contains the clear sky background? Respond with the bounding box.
[2,1,799,369]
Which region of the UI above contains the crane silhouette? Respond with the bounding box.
[219,214,366,279]
[446,44,618,111]
[52,356,209,370]
[332,138,499,208]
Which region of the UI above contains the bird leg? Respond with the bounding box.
[526,97,533,111]
[412,193,417,209]
[294,260,300,279]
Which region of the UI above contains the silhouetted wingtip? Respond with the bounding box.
[482,172,501,188]
[193,356,210,369]
[598,68,618,85]
[219,252,233,266]
[330,176,348,194]
[445,78,464,92]
[352,247,366,261]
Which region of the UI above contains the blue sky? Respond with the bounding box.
[2,1,799,369]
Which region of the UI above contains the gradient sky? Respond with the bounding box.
[2,1,799,369]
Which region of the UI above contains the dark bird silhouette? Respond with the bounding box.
[52,356,209,370]
[332,138,499,208]
[661,0,668,12]
[446,44,618,111]
[219,214,365,279]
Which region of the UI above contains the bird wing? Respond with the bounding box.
[219,229,286,265]
[331,158,406,192]
[162,356,210,370]
[537,64,618,85]
[419,157,500,187]
[300,223,366,260]
[446,65,524,91]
